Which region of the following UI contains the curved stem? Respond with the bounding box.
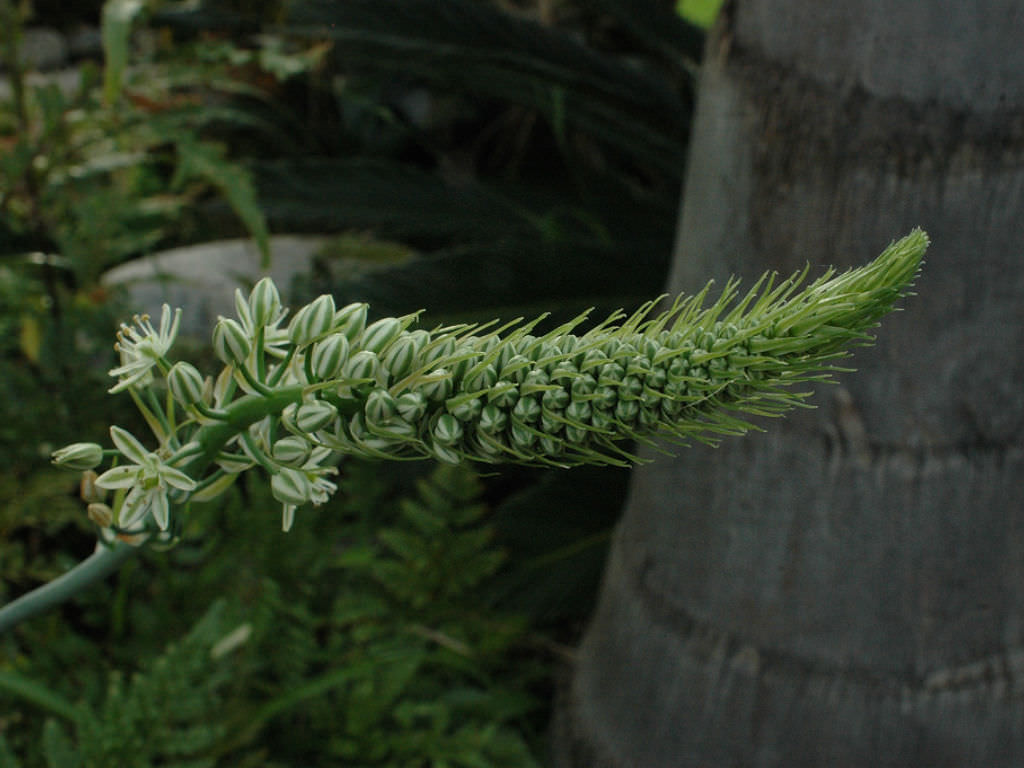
[0,385,308,635]
[0,541,138,634]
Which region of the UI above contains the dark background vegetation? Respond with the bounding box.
[0,1,719,764]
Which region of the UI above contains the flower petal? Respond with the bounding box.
[110,426,149,464]
[118,487,150,529]
[150,491,170,530]
[160,465,198,491]
[95,465,139,489]
[282,504,296,532]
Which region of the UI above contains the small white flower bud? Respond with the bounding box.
[566,400,592,422]
[167,361,206,407]
[418,370,452,402]
[365,388,397,425]
[248,277,281,328]
[271,467,312,506]
[359,317,402,355]
[289,294,337,346]
[512,396,541,423]
[310,334,350,379]
[447,396,481,422]
[294,401,337,433]
[344,350,382,385]
[52,442,104,470]
[433,414,463,446]
[212,317,251,365]
[488,382,519,410]
[395,391,427,423]
[464,364,497,392]
[335,302,368,342]
[510,421,536,449]
[381,331,424,379]
[478,404,507,434]
[431,441,462,465]
[272,436,311,466]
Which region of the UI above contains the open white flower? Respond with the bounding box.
[94,426,197,531]
[108,304,182,393]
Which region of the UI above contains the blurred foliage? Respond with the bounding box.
[1,0,705,763]
[2,462,550,767]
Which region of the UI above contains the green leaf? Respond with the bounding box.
[101,0,146,104]
[41,720,80,768]
[0,671,83,724]
[0,734,24,768]
[285,0,691,171]
[174,138,271,267]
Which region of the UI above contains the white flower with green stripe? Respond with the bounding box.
[94,427,197,531]
[108,304,181,393]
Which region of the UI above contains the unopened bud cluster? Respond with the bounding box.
[51,232,928,540]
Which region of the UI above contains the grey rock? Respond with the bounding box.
[17,27,68,71]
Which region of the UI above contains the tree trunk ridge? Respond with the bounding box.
[555,1,1024,766]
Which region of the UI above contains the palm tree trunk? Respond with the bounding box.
[555,1,1024,766]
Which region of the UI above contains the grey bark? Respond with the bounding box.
[555,1,1024,766]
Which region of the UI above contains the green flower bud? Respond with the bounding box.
[421,336,456,367]
[464,363,497,392]
[591,409,614,431]
[295,400,338,433]
[335,302,368,343]
[167,361,206,407]
[395,391,427,423]
[539,435,563,456]
[510,421,536,449]
[272,436,311,466]
[598,362,625,386]
[271,467,312,506]
[365,388,397,425]
[619,375,643,401]
[419,369,453,401]
[212,317,251,365]
[580,348,608,372]
[594,385,617,409]
[540,412,563,435]
[381,330,424,379]
[447,395,482,422]
[433,413,463,446]
[542,388,570,411]
[248,277,281,328]
[52,442,104,470]
[344,350,383,385]
[565,424,588,444]
[566,400,592,423]
[430,441,462,465]
[615,399,639,423]
[478,404,507,434]
[359,317,403,355]
[488,381,519,409]
[571,373,597,399]
[513,396,541,423]
[310,333,350,380]
[289,294,336,346]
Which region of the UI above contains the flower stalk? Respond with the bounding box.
[0,230,927,633]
